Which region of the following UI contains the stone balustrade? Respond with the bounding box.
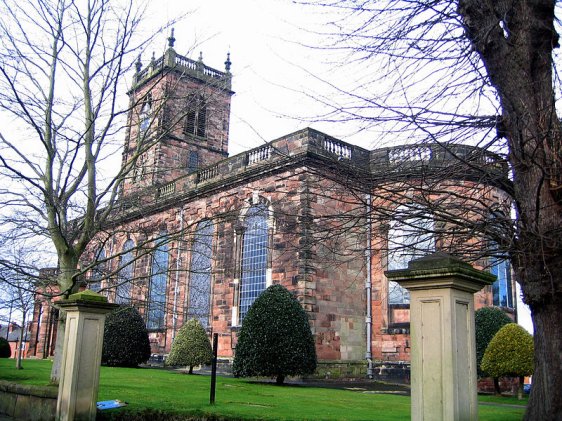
[114,127,509,214]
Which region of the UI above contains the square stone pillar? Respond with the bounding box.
[385,253,495,421]
[56,291,118,421]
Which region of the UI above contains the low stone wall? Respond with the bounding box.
[312,360,367,380]
[0,380,57,421]
[478,376,520,395]
[372,361,411,384]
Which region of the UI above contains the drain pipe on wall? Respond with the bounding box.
[171,207,184,342]
[365,194,374,379]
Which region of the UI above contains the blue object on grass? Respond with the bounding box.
[97,400,128,410]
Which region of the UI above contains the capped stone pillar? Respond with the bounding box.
[56,291,118,421]
[385,252,495,421]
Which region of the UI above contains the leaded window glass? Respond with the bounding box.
[491,255,513,308]
[116,239,134,304]
[147,233,169,329]
[188,221,214,328]
[387,206,434,304]
[239,204,269,322]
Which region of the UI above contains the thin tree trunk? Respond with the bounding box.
[16,312,25,370]
[493,377,501,396]
[518,376,524,401]
[275,375,285,385]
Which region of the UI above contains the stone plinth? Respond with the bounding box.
[56,291,117,421]
[385,253,495,421]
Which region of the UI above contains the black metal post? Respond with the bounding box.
[210,333,218,405]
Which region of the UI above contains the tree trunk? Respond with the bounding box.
[275,375,285,385]
[15,311,25,370]
[518,375,524,401]
[49,260,81,384]
[188,365,193,374]
[524,298,562,420]
[493,377,501,396]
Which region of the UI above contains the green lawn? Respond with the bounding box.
[0,359,525,420]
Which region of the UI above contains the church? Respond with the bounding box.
[27,34,516,379]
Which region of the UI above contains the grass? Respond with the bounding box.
[0,359,525,420]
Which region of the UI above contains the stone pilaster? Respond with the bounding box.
[56,291,117,421]
[386,252,495,421]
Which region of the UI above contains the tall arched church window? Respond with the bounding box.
[490,251,513,308]
[116,239,134,304]
[239,203,269,322]
[139,93,152,135]
[184,95,206,138]
[187,220,214,328]
[387,205,435,305]
[147,233,169,330]
[90,248,105,292]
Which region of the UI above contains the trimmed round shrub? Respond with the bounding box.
[481,323,534,398]
[475,306,512,376]
[166,319,213,374]
[233,284,317,384]
[0,337,11,358]
[102,306,151,367]
[481,323,534,377]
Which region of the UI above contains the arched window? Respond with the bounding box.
[116,239,134,304]
[188,151,199,173]
[490,253,513,308]
[184,95,206,137]
[139,93,152,135]
[239,203,269,322]
[188,220,214,328]
[147,233,169,330]
[90,248,105,292]
[387,205,434,305]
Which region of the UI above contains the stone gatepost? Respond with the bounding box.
[385,252,495,421]
[56,290,117,421]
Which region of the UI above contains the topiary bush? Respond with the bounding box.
[166,319,213,374]
[481,323,534,399]
[233,284,317,384]
[475,306,512,377]
[0,337,11,358]
[102,306,151,367]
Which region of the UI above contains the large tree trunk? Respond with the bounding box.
[525,297,562,418]
[458,1,562,418]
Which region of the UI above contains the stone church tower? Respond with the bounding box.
[121,30,233,196]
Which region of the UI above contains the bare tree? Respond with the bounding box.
[0,0,182,382]
[292,1,561,419]
[0,247,38,369]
